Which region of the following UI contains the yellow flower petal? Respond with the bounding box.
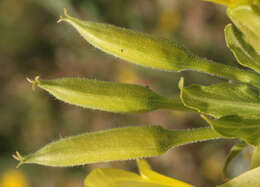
[202,0,251,7]
[84,168,168,187]
[137,160,194,187]
[0,170,29,187]
[84,160,195,187]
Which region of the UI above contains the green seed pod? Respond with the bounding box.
[27,76,189,113]
[57,9,260,88]
[227,2,260,53]
[58,9,195,72]
[13,126,221,167]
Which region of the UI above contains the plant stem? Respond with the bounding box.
[250,145,260,169]
[159,96,194,112]
[192,57,260,88]
[168,127,224,148]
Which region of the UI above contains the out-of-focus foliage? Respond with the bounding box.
[222,142,246,178]
[0,0,246,187]
[218,166,260,187]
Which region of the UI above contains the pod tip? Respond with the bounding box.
[200,114,207,120]
[26,76,40,91]
[57,16,65,23]
[12,151,25,168]
[178,77,184,90]
[63,8,69,17]
[200,114,212,123]
[57,8,71,23]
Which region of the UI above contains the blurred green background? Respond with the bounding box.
[0,0,251,186]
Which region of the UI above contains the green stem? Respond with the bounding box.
[250,145,260,169]
[159,96,194,112]
[191,57,260,88]
[168,127,223,147]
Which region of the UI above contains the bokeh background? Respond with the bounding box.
[0,0,252,187]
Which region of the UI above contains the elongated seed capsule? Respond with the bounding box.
[13,126,221,167]
[58,9,260,88]
[27,76,191,113]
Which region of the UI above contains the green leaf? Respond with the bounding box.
[57,9,260,88]
[202,115,260,146]
[179,78,260,119]
[84,160,194,187]
[227,4,260,54]
[27,76,190,114]
[251,145,260,169]
[218,166,260,187]
[13,126,221,167]
[225,24,260,73]
[222,142,247,178]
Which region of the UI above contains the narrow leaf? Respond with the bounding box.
[218,166,260,187]
[222,142,247,178]
[179,78,260,119]
[57,9,260,88]
[202,115,260,146]
[225,24,260,73]
[14,126,221,167]
[227,4,260,54]
[251,145,260,169]
[27,76,190,113]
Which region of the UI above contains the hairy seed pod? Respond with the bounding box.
[27,76,189,113]
[13,126,221,167]
[57,9,260,88]
[57,9,195,72]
